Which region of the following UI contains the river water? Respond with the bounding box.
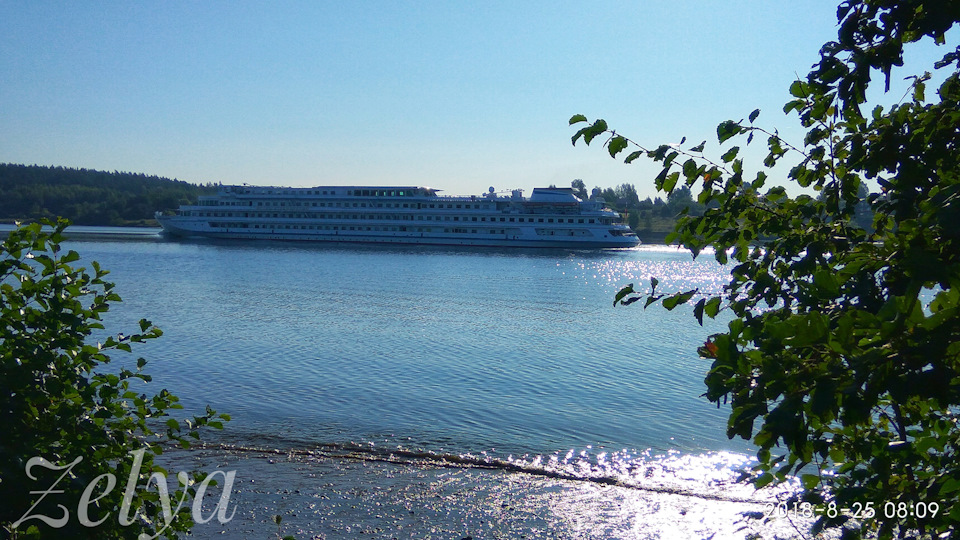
[21,227,817,538]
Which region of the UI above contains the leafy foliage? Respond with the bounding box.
[0,219,229,538]
[573,2,960,538]
[0,164,215,226]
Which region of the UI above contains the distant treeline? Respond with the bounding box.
[0,164,216,226]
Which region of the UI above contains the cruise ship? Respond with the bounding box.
[155,185,640,249]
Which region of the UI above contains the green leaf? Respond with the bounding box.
[717,120,742,143]
[661,172,680,193]
[748,109,760,123]
[755,472,774,488]
[789,79,806,97]
[813,269,839,297]
[949,502,960,522]
[607,135,628,157]
[801,474,820,490]
[693,298,706,325]
[661,289,698,310]
[614,283,635,306]
[583,119,608,145]
[704,296,721,318]
[569,114,588,125]
[913,78,925,101]
[61,249,81,263]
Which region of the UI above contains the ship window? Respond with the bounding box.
[453,217,459,221]
[548,219,554,222]
[500,218,505,222]
[509,218,515,222]
[589,219,595,223]
[456,204,462,209]
[568,219,574,223]
[538,218,544,222]
[578,219,584,223]
[348,191,353,195]
[403,204,409,208]
[472,217,478,221]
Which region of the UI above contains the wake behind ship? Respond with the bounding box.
[155,185,640,249]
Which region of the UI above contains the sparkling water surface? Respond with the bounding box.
[67,235,746,461]
[12,228,823,537]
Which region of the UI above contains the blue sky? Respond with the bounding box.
[0,1,943,199]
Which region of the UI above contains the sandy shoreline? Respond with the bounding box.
[165,446,819,540]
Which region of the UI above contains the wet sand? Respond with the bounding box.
[171,447,820,539]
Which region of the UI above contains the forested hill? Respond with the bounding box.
[0,164,216,226]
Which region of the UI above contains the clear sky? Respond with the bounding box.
[0,1,941,199]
